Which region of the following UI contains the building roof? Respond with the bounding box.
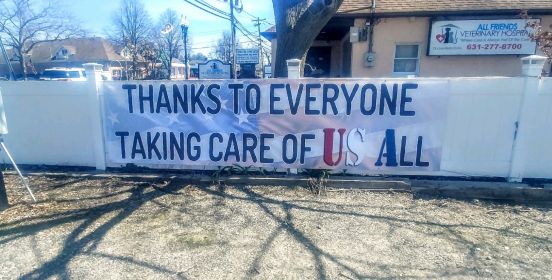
[260,25,277,40]
[262,0,552,41]
[1,37,127,64]
[338,0,552,16]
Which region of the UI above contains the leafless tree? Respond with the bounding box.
[189,52,207,62]
[109,0,152,79]
[140,42,161,79]
[154,9,182,80]
[272,0,343,77]
[213,31,234,64]
[0,0,85,78]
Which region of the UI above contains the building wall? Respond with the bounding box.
[351,16,552,77]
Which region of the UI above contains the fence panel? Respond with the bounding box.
[440,78,524,177]
[0,81,96,166]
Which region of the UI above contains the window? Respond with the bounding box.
[393,44,420,75]
[53,47,70,60]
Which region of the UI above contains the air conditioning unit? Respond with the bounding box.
[350,27,368,43]
[350,27,359,43]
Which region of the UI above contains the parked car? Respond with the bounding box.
[39,68,87,81]
[15,74,40,81]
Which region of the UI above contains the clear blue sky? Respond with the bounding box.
[60,0,275,56]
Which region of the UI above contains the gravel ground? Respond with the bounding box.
[0,173,551,280]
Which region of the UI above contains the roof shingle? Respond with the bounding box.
[2,37,127,64]
[338,0,552,15]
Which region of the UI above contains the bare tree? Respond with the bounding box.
[109,0,152,79]
[189,52,208,62]
[272,0,343,77]
[213,31,234,63]
[0,0,85,78]
[154,9,182,80]
[140,42,161,79]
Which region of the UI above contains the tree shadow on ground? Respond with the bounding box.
[0,176,190,280]
[193,184,552,279]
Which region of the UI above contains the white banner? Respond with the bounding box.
[429,19,539,56]
[102,79,450,171]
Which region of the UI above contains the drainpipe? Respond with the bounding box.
[368,0,376,53]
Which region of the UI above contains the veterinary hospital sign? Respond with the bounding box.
[429,19,539,56]
[102,79,450,171]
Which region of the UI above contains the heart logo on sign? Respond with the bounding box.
[436,34,445,43]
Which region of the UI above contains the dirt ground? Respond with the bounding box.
[0,173,551,280]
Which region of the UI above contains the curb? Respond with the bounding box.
[217,176,412,192]
[411,180,552,201]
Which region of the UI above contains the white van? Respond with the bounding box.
[39,68,87,81]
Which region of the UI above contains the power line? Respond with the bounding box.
[195,0,230,17]
[182,0,272,64]
[240,8,274,25]
[182,0,264,42]
[182,0,229,20]
[235,19,270,47]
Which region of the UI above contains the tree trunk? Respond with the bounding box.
[132,55,138,80]
[17,50,26,80]
[168,57,172,80]
[272,0,343,77]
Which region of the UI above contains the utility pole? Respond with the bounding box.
[252,17,266,77]
[229,0,237,78]
[180,16,190,80]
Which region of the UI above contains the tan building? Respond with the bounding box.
[263,0,552,78]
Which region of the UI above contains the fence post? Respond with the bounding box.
[286,59,301,175]
[83,63,106,171]
[286,59,302,78]
[508,56,547,182]
[507,77,538,182]
[0,170,8,211]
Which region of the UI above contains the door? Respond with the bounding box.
[305,46,331,78]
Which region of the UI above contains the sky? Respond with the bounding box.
[60,0,275,56]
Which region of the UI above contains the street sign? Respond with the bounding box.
[198,60,231,79]
[264,65,272,78]
[236,48,259,64]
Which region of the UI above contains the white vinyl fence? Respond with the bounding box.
[1,70,551,180]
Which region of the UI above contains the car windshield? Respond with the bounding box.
[42,70,81,79]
